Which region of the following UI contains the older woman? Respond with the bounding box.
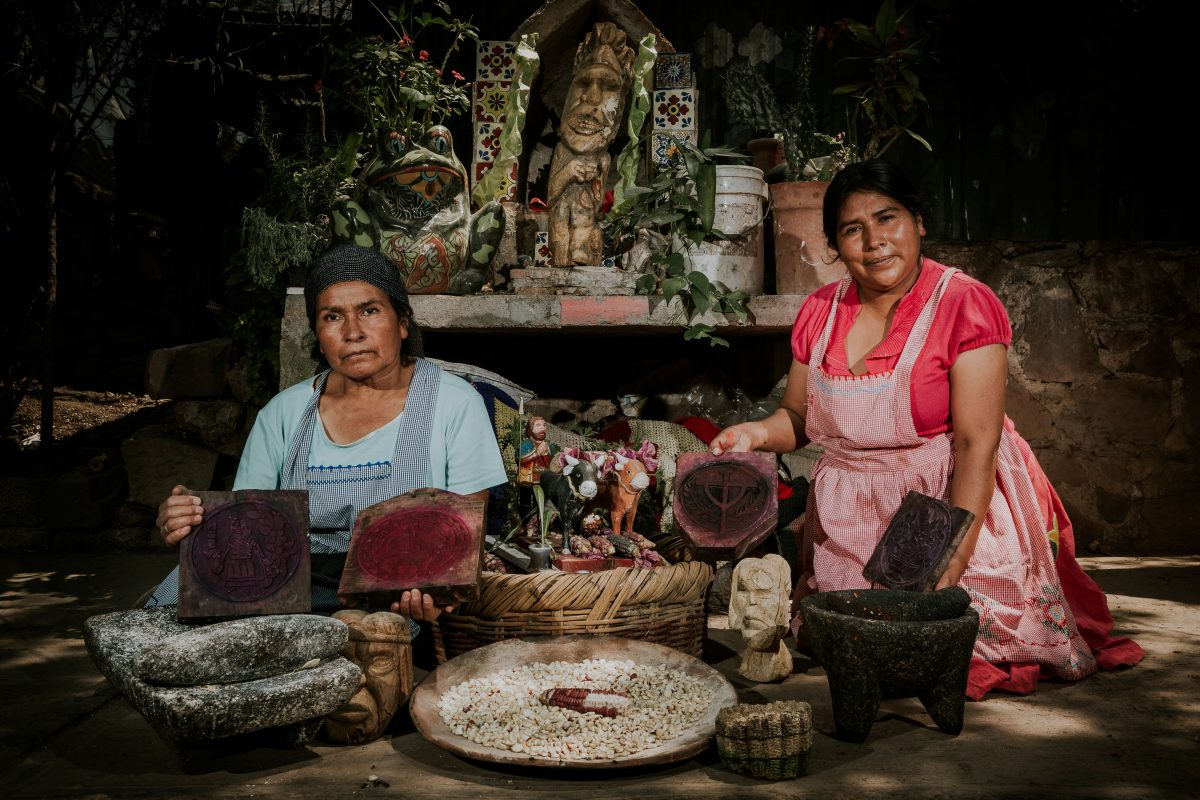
[147,244,507,622]
[711,160,1143,698]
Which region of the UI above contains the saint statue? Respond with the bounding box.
[517,416,558,522]
[547,22,634,266]
[729,554,793,683]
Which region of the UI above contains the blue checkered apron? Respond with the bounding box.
[145,358,442,617]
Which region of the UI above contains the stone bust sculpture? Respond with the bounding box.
[729,553,793,683]
[323,610,413,744]
[547,21,634,266]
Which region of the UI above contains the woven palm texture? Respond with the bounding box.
[715,700,814,780]
[432,560,713,662]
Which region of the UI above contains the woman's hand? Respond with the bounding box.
[935,551,971,590]
[391,589,457,622]
[155,485,204,548]
[710,423,760,455]
[711,360,811,456]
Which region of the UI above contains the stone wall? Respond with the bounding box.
[3,242,1194,556]
[923,241,1199,554]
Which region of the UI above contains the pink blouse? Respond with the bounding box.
[791,258,1012,437]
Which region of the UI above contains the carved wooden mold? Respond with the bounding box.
[672,452,778,561]
[338,487,486,609]
[177,490,311,621]
[862,490,975,592]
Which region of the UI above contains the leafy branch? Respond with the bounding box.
[604,133,751,347]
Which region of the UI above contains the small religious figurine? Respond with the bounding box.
[517,416,558,522]
[547,22,634,266]
[322,610,413,744]
[729,554,793,683]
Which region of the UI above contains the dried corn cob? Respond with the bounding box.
[588,534,616,556]
[629,532,656,550]
[539,688,632,718]
[607,533,639,558]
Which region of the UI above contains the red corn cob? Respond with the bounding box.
[539,688,632,718]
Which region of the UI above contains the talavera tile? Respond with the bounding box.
[655,53,693,89]
[473,80,511,122]
[649,129,698,170]
[476,40,516,82]
[653,89,697,130]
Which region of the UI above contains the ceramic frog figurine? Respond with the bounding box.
[332,126,504,294]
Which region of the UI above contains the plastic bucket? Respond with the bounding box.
[685,165,768,295]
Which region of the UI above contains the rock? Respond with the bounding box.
[44,463,128,528]
[1015,276,1100,383]
[144,338,232,399]
[132,614,349,686]
[84,607,359,756]
[279,290,317,392]
[174,400,249,457]
[121,424,219,507]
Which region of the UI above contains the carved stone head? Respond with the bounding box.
[558,22,635,156]
[729,554,791,652]
[323,610,413,744]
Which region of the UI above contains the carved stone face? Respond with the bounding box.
[730,555,791,652]
[324,610,412,744]
[559,61,625,155]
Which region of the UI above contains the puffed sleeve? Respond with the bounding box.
[438,377,509,495]
[947,276,1013,359]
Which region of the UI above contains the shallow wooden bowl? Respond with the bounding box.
[408,635,737,769]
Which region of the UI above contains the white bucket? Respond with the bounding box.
[685,165,769,295]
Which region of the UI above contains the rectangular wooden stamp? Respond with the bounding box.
[863,491,975,592]
[338,487,486,609]
[672,451,778,561]
[177,490,311,621]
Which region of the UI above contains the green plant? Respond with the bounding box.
[723,25,854,182]
[328,1,478,145]
[603,134,751,348]
[532,484,551,548]
[828,0,938,160]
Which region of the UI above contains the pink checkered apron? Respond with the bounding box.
[798,268,1097,679]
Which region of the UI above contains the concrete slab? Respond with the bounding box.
[0,551,1196,799]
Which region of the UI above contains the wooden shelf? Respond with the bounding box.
[405,293,805,335]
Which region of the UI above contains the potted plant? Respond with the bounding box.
[529,484,554,571]
[722,25,854,185]
[828,0,938,161]
[721,2,936,296]
[603,133,757,348]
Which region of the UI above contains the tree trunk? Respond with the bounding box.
[40,132,59,468]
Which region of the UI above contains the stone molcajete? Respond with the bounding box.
[332,126,504,294]
[84,608,358,771]
[798,587,979,743]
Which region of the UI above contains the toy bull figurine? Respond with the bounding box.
[539,453,601,545]
[607,453,650,537]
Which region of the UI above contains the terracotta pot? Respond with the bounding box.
[746,137,785,174]
[769,181,846,295]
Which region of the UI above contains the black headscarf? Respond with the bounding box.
[304,244,424,358]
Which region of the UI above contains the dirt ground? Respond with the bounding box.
[5,385,174,474]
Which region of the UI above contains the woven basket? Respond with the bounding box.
[715,701,814,780]
[433,560,713,663]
